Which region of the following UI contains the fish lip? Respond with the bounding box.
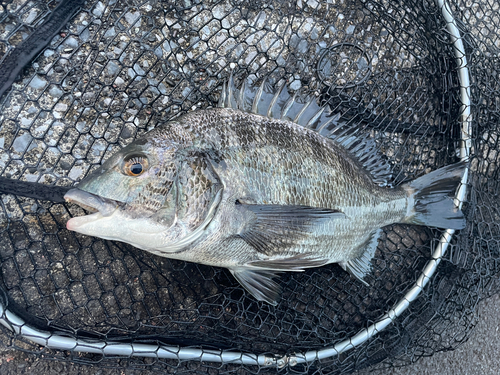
[64,188,120,217]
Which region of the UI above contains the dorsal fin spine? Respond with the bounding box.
[252,79,266,114]
[238,80,246,110]
[294,97,315,124]
[267,82,285,118]
[281,92,297,120]
[218,81,227,108]
[351,142,366,154]
[316,115,340,135]
[227,72,234,106]
[306,106,325,128]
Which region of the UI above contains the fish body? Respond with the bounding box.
[64,77,465,305]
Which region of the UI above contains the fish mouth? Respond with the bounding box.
[64,188,121,230]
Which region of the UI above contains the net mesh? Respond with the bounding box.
[0,0,497,373]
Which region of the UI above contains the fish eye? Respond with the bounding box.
[123,155,149,177]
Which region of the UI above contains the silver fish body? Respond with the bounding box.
[64,78,465,305]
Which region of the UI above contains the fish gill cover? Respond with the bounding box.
[0,0,498,374]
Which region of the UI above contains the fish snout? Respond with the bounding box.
[64,188,119,217]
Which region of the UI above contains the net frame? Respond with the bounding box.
[0,0,472,370]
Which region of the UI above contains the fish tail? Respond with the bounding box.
[403,162,466,230]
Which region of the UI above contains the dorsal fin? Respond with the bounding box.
[218,73,393,186]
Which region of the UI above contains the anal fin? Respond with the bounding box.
[339,228,382,286]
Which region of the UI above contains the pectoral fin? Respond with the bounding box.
[236,202,345,255]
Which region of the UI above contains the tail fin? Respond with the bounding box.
[404,162,466,230]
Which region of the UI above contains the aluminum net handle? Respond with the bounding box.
[0,0,471,368]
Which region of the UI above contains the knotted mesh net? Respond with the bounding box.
[0,0,497,373]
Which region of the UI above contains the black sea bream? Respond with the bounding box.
[64,76,465,305]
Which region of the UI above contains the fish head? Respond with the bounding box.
[64,127,223,253]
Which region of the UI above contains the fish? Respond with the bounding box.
[63,74,466,305]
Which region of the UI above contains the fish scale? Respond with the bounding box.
[192,109,384,209]
[64,77,466,305]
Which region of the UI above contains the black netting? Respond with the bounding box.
[0,0,498,374]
